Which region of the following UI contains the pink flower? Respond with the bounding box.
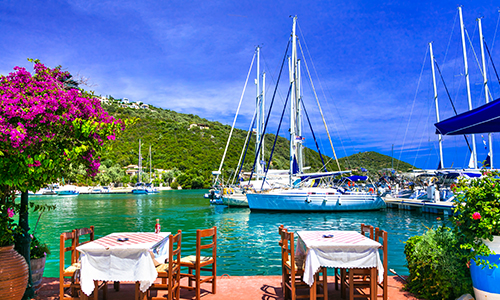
[473,212,481,220]
[7,208,14,218]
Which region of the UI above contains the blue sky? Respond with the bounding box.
[2,0,500,170]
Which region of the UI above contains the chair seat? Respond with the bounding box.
[180,255,212,265]
[156,263,179,273]
[64,262,81,273]
[284,258,303,270]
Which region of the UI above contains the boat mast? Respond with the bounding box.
[478,17,494,169]
[289,16,302,186]
[459,6,478,169]
[429,42,445,168]
[149,145,152,183]
[255,46,265,179]
[138,139,142,183]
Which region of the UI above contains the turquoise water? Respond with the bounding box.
[27,190,447,278]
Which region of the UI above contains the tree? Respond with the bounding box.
[0,60,124,298]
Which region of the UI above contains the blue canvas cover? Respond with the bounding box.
[435,97,500,135]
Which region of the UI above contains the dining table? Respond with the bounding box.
[76,232,170,297]
[295,230,384,299]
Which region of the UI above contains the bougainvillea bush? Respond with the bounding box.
[451,171,500,267]
[0,60,124,245]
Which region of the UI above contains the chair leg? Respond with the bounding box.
[196,270,201,300]
[212,267,216,294]
[341,269,346,299]
[349,269,354,300]
[322,268,328,300]
[310,277,317,300]
[93,281,100,300]
[135,282,147,300]
[114,281,120,291]
[188,267,194,287]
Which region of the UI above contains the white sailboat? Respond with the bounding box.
[132,140,158,194]
[246,16,386,212]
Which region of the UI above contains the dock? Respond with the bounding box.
[384,197,455,215]
[35,275,422,300]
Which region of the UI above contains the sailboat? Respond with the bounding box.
[220,46,268,207]
[132,140,158,194]
[246,17,386,212]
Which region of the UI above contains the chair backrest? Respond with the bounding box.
[60,230,77,274]
[278,225,285,250]
[169,230,182,266]
[361,223,374,239]
[374,228,387,264]
[75,226,94,261]
[196,226,217,262]
[282,229,296,273]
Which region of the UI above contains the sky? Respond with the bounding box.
[2,0,500,171]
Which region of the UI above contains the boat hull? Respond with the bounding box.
[222,194,249,207]
[246,192,386,211]
[57,191,79,196]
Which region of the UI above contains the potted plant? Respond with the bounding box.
[29,202,55,293]
[452,171,500,299]
[29,234,50,293]
[0,198,28,300]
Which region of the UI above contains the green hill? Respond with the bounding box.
[99,101,414,187]
[338,151,415,174]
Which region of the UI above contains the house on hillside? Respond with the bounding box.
[98,96,109,104]
[122,98,130,104]
[124,165,139,176]
[189,123,210,130]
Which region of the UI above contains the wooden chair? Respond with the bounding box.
[136,230,182,300]
[180,226,217,300]
[75,226,108,300]
[374,228,388,300]
[340,224,374,299]
[59,230,80,300]
[343,226,387,300]
[280,228,328,300]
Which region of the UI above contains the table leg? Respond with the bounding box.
[341,268,346,299]
[370,268,377,300]
[114,281,120,291]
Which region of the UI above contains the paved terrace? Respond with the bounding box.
[35,275,422,299]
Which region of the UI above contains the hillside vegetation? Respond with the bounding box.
[98,102,414,188]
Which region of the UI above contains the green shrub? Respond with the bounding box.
[404,226,472,300]
[170,181,179,189]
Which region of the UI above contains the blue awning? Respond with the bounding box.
[434,97,500,135]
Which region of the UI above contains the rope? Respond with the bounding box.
[297,38,341,171]
[230,110,257,185]
[234,116,256,184]
[434,59,472,153]
[247,39,291,186]
[300,100,327,172]
[216,51,256,182]
[261,83,292,190]
[297,23,347,171]
[397,47,428,169]
[484,41,500,87]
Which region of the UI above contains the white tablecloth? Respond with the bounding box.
[76,232,170,296]
[296,230,383,286]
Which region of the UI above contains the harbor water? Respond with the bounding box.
[28,189,447,278]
